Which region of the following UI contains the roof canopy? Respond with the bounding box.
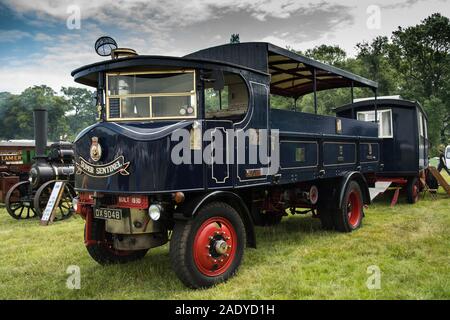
[186,42,378,98]
[266,44,377,98]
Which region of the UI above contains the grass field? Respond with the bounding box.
[0,174,449,300]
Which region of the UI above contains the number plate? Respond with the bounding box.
[94,208,122,220]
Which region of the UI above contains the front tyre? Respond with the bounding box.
[170,202,246,289]
[333,181,364,232]
[85,217,148,265]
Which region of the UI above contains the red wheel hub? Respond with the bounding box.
[347,190,362,228]
[193,217,237,276]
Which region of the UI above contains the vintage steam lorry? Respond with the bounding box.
[72,38,382,288]
[71,39,427,288]
[5,108,76,220]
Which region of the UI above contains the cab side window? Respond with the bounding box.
[204,72,249,121]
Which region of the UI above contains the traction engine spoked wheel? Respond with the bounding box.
[170,202,246,289]
[33,180,76,221]
[5,181,36,219]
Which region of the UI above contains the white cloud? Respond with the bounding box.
[34,32,53,41]
[1,0,450,94]
[0,30,31,42]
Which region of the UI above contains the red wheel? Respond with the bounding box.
[333,181,363,232]
[193,217,237,276]
[347,190,362,228]
[406,177,420,204]
[170,202,246,288]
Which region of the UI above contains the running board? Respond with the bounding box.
[369,181,392,201]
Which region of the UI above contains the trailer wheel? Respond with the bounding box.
[85,218,148,265]
[170,202,246,288]
[406,177,420,204]
[333,181,363,232]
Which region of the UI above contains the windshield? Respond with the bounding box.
[106,70,196,120]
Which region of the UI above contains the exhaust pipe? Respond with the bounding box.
[33,108,48,161]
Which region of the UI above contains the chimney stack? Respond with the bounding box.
[33,108,48,161]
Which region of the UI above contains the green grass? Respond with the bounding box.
[0,174,449,300]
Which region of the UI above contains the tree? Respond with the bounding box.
[389,13,450,146]
[423,96,446,153]
[391,13,450,97]
[304,44,347,66]
[61,87,96,139]
[356,36,400,96]
[0,85,71,141]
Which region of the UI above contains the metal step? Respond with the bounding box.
[369,181,392,201]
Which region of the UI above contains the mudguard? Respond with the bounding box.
[174,191,256,248]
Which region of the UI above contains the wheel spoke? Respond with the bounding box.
[18,206,24,217]
[11,204,22,212]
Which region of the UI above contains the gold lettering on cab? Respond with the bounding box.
[76,156,130,178]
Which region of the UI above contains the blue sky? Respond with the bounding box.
[0,0,449,93]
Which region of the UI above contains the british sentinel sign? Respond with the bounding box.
[76,156,130,178]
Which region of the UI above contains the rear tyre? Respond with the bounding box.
[170,202,246,289]
[317,201,335,230]
[85,217,148,265]
[333,181,363,232]
[317,184,337,230]
[406,177,420,204]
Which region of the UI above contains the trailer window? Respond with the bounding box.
[204,72,248,121]
[357,109,393,138]
[418,113,427,139]
[106,70,196,121]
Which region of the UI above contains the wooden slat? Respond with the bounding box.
[429,166,450,195]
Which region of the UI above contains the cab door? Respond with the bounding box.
[234,81,272,187]
[204,120,233,189]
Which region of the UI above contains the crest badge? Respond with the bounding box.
[90,137,102,162]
